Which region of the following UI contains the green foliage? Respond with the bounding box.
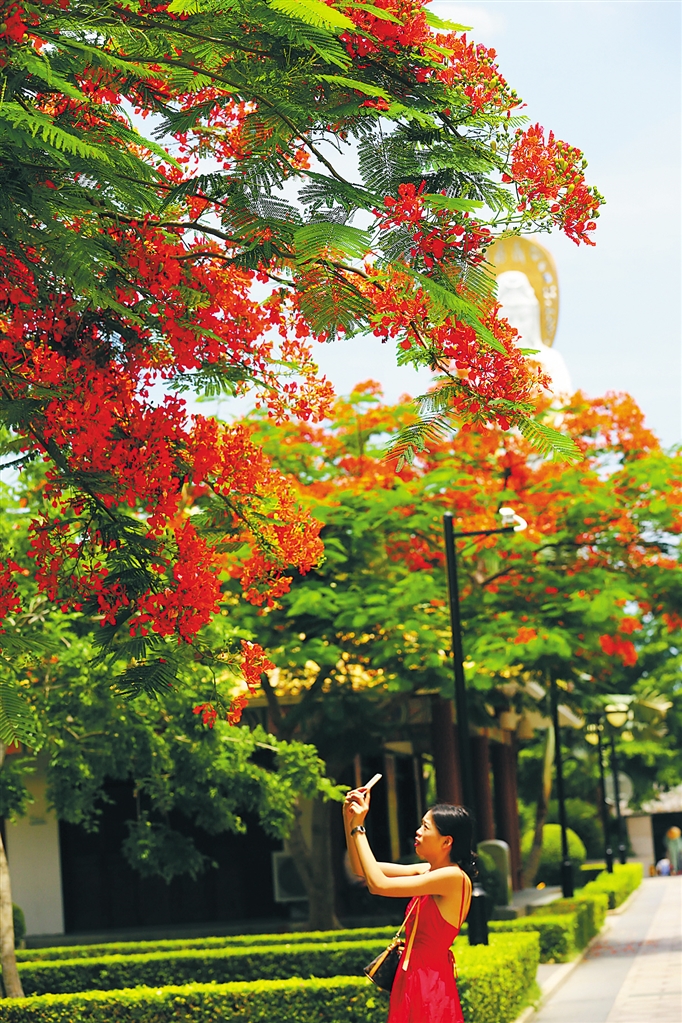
[582,862,643,909]
[528,892,609,948]
[547,799,604,859]
[16,928,396,963]
[8,936,538,1023]
[17,940,389,996]
[0,977,388,1023]
[486,915,576,962]
[13,904,26,949]
[456,933,540,1023]
[521,824,586,886]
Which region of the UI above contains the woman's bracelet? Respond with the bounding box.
[350,825,366,836]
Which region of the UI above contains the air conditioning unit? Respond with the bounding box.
[272,852,308,903]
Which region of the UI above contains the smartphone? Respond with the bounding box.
[363,773,382,792]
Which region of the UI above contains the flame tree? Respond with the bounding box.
[214,385,681,924]
[1,0,604,732]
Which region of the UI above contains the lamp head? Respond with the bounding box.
[605,703,629,729]
[499,506,528,532]
[585,722,601,746]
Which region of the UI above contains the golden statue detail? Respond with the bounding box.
[488,238,572,398]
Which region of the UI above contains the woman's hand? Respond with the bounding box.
[344,787,370,829]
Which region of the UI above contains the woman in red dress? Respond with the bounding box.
[344,791,474,1023]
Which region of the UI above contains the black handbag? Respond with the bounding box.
[364,897,421,992]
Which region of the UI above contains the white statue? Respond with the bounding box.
[496,270,572,398]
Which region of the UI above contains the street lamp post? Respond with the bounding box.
[549,676,574,898]
[604,703,629,866]
[586,719,614,873]
[443,507,527,945]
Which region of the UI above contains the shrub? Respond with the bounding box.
[582,862,643,909]
[521,824,586,887]
[488,915,576,962]
[528,892,608,948]
[18,940,390,996]
[13,904,26,949]
[457,933,540,1023]
[579,863,606,884]
[16,927,395,964]
[547,799,604,858]
[0,977,387,1023]
[2,934,539,1023]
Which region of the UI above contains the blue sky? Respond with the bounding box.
[311,0,681,446]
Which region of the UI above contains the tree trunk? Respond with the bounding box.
[521,726,555,890]
[0,744,24,998]
[286,797,340,931]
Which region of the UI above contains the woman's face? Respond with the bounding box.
[414,810,451,861]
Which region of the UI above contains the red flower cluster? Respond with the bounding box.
[599,633,637,667]
[0,2,27,44]
[0,561,21,629]
[369,268,547,430]
[337,0,430,58]
[193,703,218,729]
[379,183,492,268]
[505,124,604,245]
[432,34,517,113]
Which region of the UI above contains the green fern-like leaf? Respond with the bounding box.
[269,0,356,32]
[114,660,179,700]
[294,222,372,263]
[517,418,582,462]
[0,680,43,751]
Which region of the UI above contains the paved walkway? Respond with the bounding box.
[530,875,682,1023]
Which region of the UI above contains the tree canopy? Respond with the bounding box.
[218,384,682,800]
[0,1,604,734]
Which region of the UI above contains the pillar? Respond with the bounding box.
[471,735,495,841]
[5,761,64,935]
[430,695,463,805]
[492,738,522,890]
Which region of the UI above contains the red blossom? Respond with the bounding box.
[193,703,218,728]
[599,633,637,667]
[506,124,604,245]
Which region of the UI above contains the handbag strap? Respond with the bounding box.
[393,894,419,942]
[401,897,421,972]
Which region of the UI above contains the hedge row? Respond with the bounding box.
[0,977,386,1023]
[528,891,608,949]
[17,927,395,964]
[454,933,540,1023]
[17,940,390,996]
[488,915,576,962]
[581,862,643,909]
[3,934,541,1023]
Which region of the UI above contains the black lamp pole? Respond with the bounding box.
[608,732,628,865]
[549,675,574,898]
[442,512,516,945]
[594,719,614,873]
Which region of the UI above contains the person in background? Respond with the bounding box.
[664,826,682,874]
[344,788,474,1023]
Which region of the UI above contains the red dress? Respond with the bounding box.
[387,885,470,1023]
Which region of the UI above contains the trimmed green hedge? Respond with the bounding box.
[528,892,608,948]
[18,940,390,997]
[457,933,540,1023]
[0,977,386,1023]
[582,862,643,909]
[17,927,395,964]
[1,934,541,1023]
[488,915,576,962]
